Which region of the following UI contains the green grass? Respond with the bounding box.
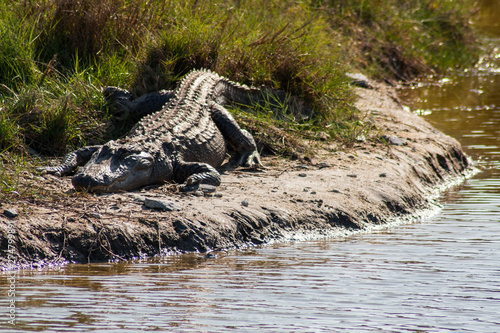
[320,0,480,80]
[0,0,480,163]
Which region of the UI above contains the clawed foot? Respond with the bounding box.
[230,150,264,169]
[36,165,63,177]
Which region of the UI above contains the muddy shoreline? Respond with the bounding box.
[0,81,473,270]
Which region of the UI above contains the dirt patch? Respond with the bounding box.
[0,81,472,269]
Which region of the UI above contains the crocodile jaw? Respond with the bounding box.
[72,166,153,192]
[72,148,156,193]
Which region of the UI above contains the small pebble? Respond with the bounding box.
[298,173,307,177]
[346,73,372,89]
[379,173,387,178]
[88,212,102,219]
[214,193,223,198]
[4,209,18,219]
[347,174,357,178]
[318,162,331,169]
[382,135,407,146]
[331,189,340,193]
[144,198,183,211]
[310,191,317,195]
[241,200,249,207]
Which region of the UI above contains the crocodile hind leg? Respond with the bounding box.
[36,145,101,176]
[173,160,221,190]
[103,87,175,120]
[209,102,263,168]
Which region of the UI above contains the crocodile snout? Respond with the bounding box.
[72,173,113,192]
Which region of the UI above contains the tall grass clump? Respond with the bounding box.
[0,6,37,92]
[0,28,37,93]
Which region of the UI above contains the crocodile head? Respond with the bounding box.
[72,140,164,192]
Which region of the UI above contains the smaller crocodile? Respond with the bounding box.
[38,69,266,192]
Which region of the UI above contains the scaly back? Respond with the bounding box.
[127,69,223,140]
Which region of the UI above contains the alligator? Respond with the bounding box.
[38,69,266,192]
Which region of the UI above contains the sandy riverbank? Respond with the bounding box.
[0,80,473,269]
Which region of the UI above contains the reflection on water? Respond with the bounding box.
[3,2,500,332]
[400,56,500,178]
[399,71,500,174]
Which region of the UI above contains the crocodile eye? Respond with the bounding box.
[134,152,154,170]
[137,158,152,169]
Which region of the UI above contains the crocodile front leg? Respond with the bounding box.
[209,102,263,168]
[37,145,101,176]
[173,160,221,189]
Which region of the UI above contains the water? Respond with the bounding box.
[3,2,500,332]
